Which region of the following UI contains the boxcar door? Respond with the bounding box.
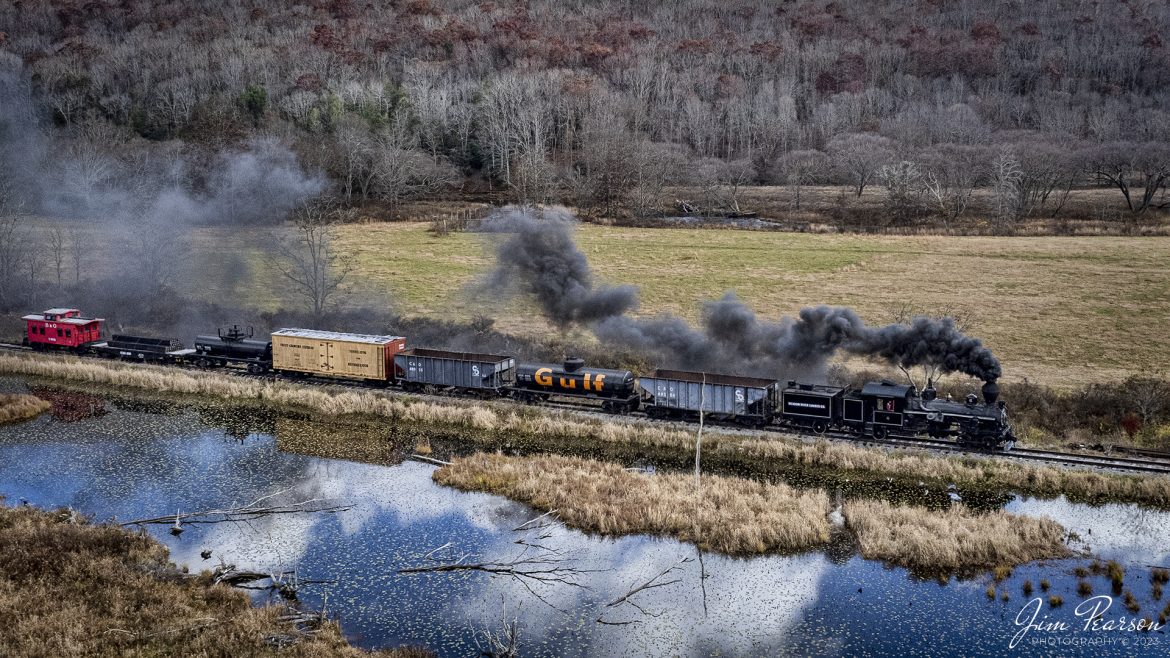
[319,341,332,372]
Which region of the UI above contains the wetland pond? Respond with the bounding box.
[0,378,1167,657]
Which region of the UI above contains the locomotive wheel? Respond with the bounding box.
[813,420,829,435]
[196,358,211,369]
[872,426,888,440]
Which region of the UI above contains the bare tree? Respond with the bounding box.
[919,144,990,222]
[1085,142,1170,215]
[827,133,895,196]
[879,160,926,225]
[991,150,1024,229]
[270,199,352,319]
[774,150,829,210]
[0,181,32,309]
[68,227,85,286]
[48,226,65,287]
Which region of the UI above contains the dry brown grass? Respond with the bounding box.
[434,453,831,554]
[738,437,1170,507]
[0,393,51,424]
[6,352,1170,507]
[0,500,429,658]
[842,499,1070,573]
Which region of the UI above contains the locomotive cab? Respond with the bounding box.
[849,381,915,439]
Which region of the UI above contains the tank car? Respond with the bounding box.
[511,357,639,413]
[193,325,272,373]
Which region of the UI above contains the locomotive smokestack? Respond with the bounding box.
[981,380,1000,405]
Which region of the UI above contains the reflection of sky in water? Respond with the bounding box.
[1007,496,1170,565]
[0,394,1167,656]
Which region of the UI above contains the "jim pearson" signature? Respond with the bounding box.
[1010,595,1164,649]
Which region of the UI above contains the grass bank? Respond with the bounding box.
[433,453,1070,571]
[434,452,830,554]
[842,499,1071,573]
[0,393,51,424]
[4,352,1170,508]
[0,500,429,658]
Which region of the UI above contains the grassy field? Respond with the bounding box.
[27,219,1169,388]
[191,222,1169,388]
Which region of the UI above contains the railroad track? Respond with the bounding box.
[4,342,1170,476]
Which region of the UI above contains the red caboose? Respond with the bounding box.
[22,308,104,351]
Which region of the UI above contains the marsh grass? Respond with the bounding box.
[5,353,1170,508]
[0,500,428,658]
[433,452,832,554]
[0,393,51,424]
[842,499,1070,573]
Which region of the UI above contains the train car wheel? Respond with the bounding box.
[872,426,888,440]
[813,420,829,435]
[196,358,211,368]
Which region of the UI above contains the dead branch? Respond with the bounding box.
[513,509,558,531]
[411,454,453,466]
[120,490,351,528]
[597,556,691,625]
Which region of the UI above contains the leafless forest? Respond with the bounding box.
[0,0,1167,228]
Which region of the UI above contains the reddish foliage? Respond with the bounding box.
[405,0,440,17]
[249,8,266,21]
[1121,413,1142,439]
[1145,33,1164,49]
[716,74,745,99]
[676,39,712,55]
[628,23,654,41]
[1017,22,1039,36]
[311,23,336,49]
[749,41,783,61]
[561,74,595,97]
[581,42,614,64]
[970,21,1002,45]
[295,72,323,92]
[815,71,839,95]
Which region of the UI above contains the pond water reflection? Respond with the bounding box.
[0,381,1166,656]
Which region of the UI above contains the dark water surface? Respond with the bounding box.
[0,379,1167,657]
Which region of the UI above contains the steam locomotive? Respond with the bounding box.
[15,308,1015,451]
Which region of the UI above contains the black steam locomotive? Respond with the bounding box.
[777,378,1014,450]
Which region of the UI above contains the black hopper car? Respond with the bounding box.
[639,369,779,427]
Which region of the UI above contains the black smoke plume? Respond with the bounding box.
[482,207,638,327]
[485,207,1001,382]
